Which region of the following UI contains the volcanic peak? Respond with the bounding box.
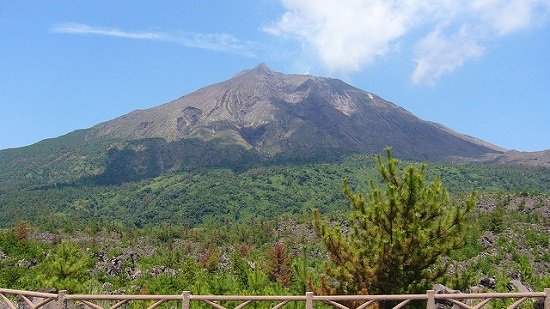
[88,63,504,162]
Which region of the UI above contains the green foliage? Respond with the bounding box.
[428,163,550,194]
[0,265,27,288]
[0,129,110,191]
[0,147,549,300]
[1,150,549,230]
[247,267,270,294]
[487,194,508,233]
[292,246,309,294]
[449,216,484,262]
[0,223,51,289]
[230,251,251,289]
[0,194,548,301]
[35,241,94,293]
[0,224,48,261]
[313,148,475,305]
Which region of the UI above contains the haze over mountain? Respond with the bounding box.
[1,64,538,188]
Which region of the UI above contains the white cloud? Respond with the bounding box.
[51,23,256,57]
[470,0,549,35]
[268,0,550,85]
[412,25,485,86]
[265,0,422,72]
[51,23,165,40]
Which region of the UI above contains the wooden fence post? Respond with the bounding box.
[182,291,191,309]
[57,290,67,309]
[426,290,435,309]
[306,292,314,309]
[544,288,550,309]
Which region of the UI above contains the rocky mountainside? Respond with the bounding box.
[88,63,504,161]
[483,150,550,167]
[0,64,524,187]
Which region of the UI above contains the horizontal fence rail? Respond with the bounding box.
[1,288,549,309]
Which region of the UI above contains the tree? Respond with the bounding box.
[265,242,292,287]
[313,148,476,308]
[14,220,30,241]
[37,241,92,293]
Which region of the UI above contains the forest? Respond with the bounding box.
[0,153,549,308]
[0,153,548,229]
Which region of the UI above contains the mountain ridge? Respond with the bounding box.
[86,64,504,159]
[2,64,547,188]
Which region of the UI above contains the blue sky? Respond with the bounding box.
[1,0,549,152]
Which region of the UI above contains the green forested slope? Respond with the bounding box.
[0,153,549,304]
[0,191,548,299]
[0,154,548,229]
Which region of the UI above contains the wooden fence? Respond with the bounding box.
[1,288,550,309]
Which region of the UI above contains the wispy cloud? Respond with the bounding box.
[51,23,164,39]
[266,0,550,85]
[51,23,257,57]
[412,24,485,86]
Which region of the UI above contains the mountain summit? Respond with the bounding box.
[90,63,503,160]
[1,64,506,187]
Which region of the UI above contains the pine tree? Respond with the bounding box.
[313,148,476,308]
[266,242,292,287]
[37,241,92,293]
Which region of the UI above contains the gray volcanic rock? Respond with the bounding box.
[87,63,503,162]
[0,64,510,187]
